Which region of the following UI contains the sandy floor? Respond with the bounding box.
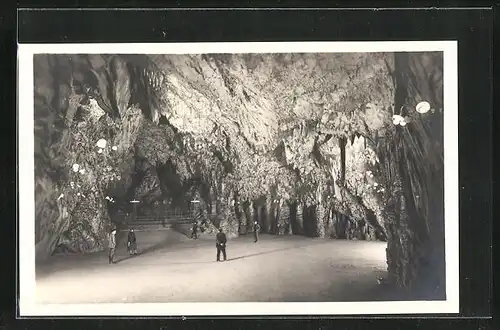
[36,230,393,303]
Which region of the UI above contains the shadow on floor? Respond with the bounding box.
[226,245,312,262]
[115,242,317,264]
[37,236,333,276]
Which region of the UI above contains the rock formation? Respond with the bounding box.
[33,52,444,296]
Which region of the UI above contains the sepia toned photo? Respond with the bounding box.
[18,41,459,316]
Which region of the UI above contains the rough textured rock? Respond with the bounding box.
[378,52,444,293]
[315,203,327,238]
[280,202,293,235]
[34,52,444,295]
[34,54,143,261]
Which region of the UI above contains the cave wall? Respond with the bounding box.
[381,52,444,293]
[33,51,444,297]
[34,54,143,261]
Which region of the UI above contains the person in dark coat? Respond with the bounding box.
[216,228,227,262]
[108,228,117,264]
[190,221,198,239]
[127,228,138,255]
[253,221,261,242]
[200,219,207,232]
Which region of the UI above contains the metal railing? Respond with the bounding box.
[125,212,194,228]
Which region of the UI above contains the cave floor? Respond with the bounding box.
[35,230,395,303]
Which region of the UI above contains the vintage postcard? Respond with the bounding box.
[18,41,459,316]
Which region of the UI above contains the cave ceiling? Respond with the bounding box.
[33,52,404,209]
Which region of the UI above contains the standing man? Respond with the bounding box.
[253,221,261,242]
[127,228,138,255]
[216,228,227,262]
[108,227,117,264]
[191,221,199,239]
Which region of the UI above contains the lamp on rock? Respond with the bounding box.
[415,101,431,114]
[96,138,107,149]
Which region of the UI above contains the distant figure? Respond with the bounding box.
[253,221,261,242]
[216,228,227,262]
[127,228,138,255]
[191,221,198,239]
[108,228,117,264]
[200,219,207,232]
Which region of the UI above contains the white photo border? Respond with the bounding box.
[18,41,459,316]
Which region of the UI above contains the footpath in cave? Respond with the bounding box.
[38,229,395,303]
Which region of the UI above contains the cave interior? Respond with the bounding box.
[33,51,445,297]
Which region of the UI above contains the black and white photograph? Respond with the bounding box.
[18,41,459,316]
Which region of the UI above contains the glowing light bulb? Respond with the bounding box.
[416,101,431,114]
[96,139,107,149]
[392,114,404,125]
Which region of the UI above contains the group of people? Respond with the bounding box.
[107,227,138,264]
[107,220,262,264]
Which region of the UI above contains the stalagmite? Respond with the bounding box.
[316,202,327,238]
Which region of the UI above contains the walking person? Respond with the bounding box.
[127,228,138,255]
[253,221,261,242]
[190,221,198,239]
[216,228,227,262]
[108,227,117,264]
